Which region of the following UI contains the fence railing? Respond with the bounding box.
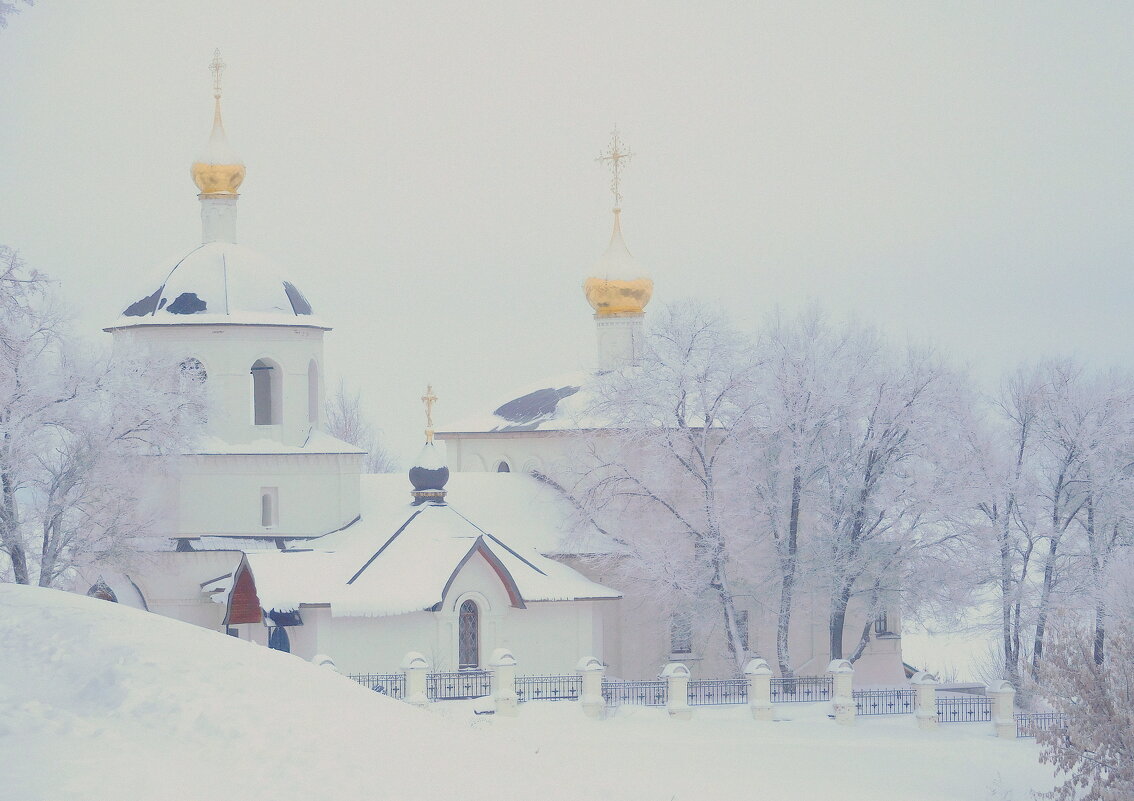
[426,669,492,700]
[602,679,668,707]
[1014,712,1068,738]
[687,678,748,706]
[347,672,407,699]
[770,676,833,703]
[936,695,992,723]
[515,674,582,702]
[852,688,915,716]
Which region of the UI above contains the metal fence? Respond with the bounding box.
[602,679,668,707]
[936,695,992,723]
[1014,712,1068,738]
[515,674,582,702]
[852,688,915,716]
[347,672,406,699]
[687,678,748,706]
[770,676,833,703]
[426,669,493,700]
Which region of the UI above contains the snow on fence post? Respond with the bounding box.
[311,654,337,672]
[744,658,774,721]
[577,656,605,719]
[661,663,692,720]
[490,648,519,717]
[988,680,1016,738]
[401,651,429,709]
[910,671,940,730]
[828,659,855,725]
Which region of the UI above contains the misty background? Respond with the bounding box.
[2,2,1132,464]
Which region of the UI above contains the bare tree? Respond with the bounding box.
[0,0,33,30]
[324,379,397,473]
[1035,620,1134,801]
[1,246,203,587]
[563,301,756,674]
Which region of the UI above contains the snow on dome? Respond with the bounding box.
[107,242,328,329]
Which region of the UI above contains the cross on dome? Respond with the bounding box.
[422,384,438,443]
[209,49,226,100]
[596,127,633,211]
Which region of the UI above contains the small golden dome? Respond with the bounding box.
[584,209,652,317]
[191,96,245,197]
[584,276,653,317]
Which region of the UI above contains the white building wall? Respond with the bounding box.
[110,324,327,448]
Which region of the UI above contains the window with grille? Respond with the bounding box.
[670,612,693,655]
[459,600,479,669]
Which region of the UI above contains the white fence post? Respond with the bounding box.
[401,651,430,709]
[910,671,939,730]
[744,658,774,721]
[989,680,1016,738]
[577,656,605,719]
[490,648,519,717]
[661,662,692,720]
[828,659,855,725]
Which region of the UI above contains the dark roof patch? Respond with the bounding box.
[493,385,580,424]
[167,292,207,314]
[123,287,164,317]
[283,281,313,315]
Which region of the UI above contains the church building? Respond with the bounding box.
[82,54,905,685]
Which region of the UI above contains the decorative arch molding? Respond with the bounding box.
[307,359,320,425]
[431,538,526,611]
[520,458,544,474]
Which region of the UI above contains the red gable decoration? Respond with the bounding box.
[224,556,262,625]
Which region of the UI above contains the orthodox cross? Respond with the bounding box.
[422,384,438,442]
[597,127,633,210]
[209,49,226,100]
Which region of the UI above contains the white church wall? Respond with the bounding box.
[111,325,326,448]
[175,453,360,536]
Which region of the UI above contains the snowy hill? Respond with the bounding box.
[1,585,1055,801]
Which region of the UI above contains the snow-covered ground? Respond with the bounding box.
[1,585,1055,801]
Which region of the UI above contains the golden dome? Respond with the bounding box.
[584,209,652,317]
[192,97,245,196]
[584,276,653,317]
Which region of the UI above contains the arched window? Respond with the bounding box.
[458,599,479,669]
[307,360,320,425]
[251,359,282,425]
[261,487,278,528]
[178,358,208,422]
[496,461,511,473]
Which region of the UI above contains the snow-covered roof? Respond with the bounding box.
[244,472,621,617]
[106,242,329,330]
[440,371,602,434]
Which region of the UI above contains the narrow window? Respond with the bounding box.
[251,359,281,425]
[307,360,320,425]
[670,612,693,655]
[458,599,479,669]
[874,611,890,635]
[496,461,511,473]
[261,487,278,528]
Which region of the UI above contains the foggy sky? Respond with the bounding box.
[2,2,1132,464]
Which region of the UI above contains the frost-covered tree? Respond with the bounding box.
[0,0,33,30]
[1035,621,1134,801]
[324,379,397,473]
[564,301,756,673]
[809,337,968,661]
[0,246,202,587]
